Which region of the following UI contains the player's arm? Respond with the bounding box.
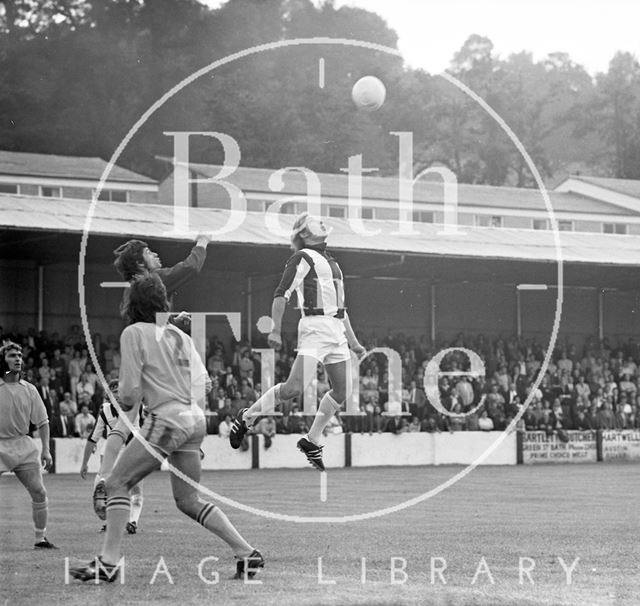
[118,327,143,411]
[342,311,365,358]
[267,296,287,349]
[187,336,213,405]
[80,414,104,478]
[29,385,52,470]
[36,423,52,470]
[79,439,97,479]
[269,252,309,349]
[157,234,210,293]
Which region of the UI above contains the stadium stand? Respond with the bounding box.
[3,323,638,443]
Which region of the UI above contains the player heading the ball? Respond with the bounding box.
[229,212,366,471]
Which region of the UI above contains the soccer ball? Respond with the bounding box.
[351,76,386,112]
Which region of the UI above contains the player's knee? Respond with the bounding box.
[29,484,47,502]
[324,383,348,405]
[280,380,303,400]
[331,388,347,403]
[105,474,128,496]
[175,495,199,518]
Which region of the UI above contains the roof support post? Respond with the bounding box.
[516,287,522,338]
[246,275,253,346]
[430,283,436,343]
[37,264,44,333]
[598,289,604,342]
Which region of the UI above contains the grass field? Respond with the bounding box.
[1,463,638,606]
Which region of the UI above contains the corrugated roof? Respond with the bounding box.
[2,195,639,266]
[0,150,157,184]
[572,175,640,200]
[181,162,632,216]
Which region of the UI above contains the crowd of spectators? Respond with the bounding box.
[354,331,640,437]
[3,323,640,446]
[0,324,119,439]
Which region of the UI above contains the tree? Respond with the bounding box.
[595,52,640,178]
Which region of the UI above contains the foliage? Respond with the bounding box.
[0,0,637,185]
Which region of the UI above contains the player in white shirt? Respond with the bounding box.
[79,380,144,534]
[70,273,263,583]
[230,213,365,471]
[0,342,57,549]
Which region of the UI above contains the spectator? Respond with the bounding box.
[38,357,52,382]
[454,376,474,408]
[239,378,255,404]
[597,401,616,429]
[76,371,95,408]
[615,397,632,429]
[48,367,65,400]
[68,349,85,399]
[238,350,255,381]
[276,411,290,434]
[619,374,636,398]
[74,403,96,439]
[407,416,421,432]
[575,409,593,430]
[58,391,77,427]
[84,363,99,393]
[407,380,426,420]
[421,416,440,433]
[218,414,233,439]
[446,404,467,432]
[574,376,591,408]
[207,346,225,377]
[466,409,479,431]
[254,417,277,448]
[620,356,637,379]
[523,407,538,431]
[50,399,72,438]
[360,368,378,402]
[486,384,505,414]
[478,410,494,431]
[385,414,405,434]
[286,406,309,434]
[36,377,56,419]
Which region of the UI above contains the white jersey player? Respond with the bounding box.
[0,342,57,549]
[70,273,263,583]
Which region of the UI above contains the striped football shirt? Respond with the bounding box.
[87,400,143,444]
[274,245,346,318]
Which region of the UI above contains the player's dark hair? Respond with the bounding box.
[113,239,148,281]
[0,341,22,374]
[124,273,169,325]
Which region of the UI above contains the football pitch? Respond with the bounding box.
[1,463,638,606]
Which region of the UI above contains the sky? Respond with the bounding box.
[202,0,640,75]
